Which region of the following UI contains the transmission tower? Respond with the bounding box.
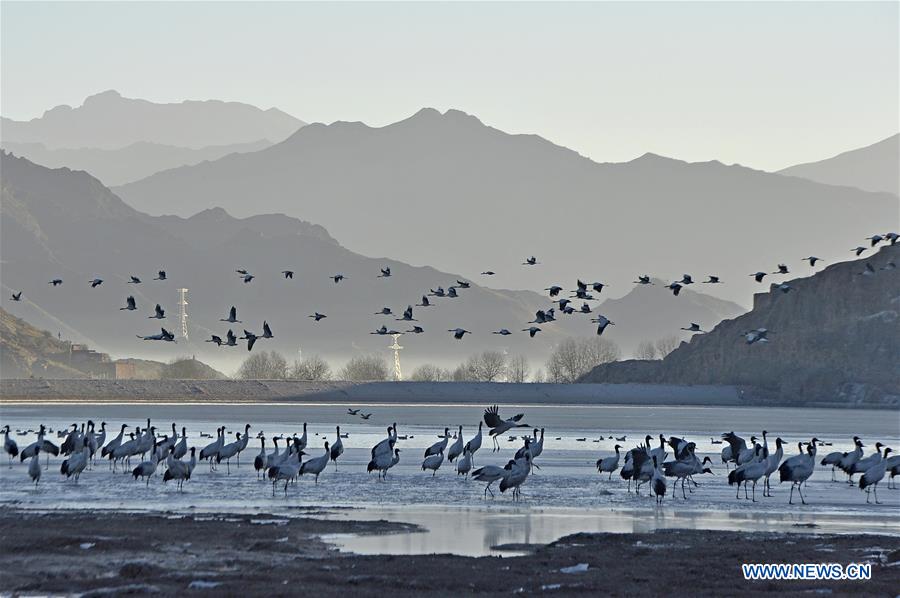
[389,334,403,381]
[177,288,189,340]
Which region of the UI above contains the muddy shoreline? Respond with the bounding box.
[1,510,898,596]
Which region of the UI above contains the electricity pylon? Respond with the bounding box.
[390,334,403,381]
[177,288,189,340]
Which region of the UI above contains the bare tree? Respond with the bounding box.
[546,337,621,383]
[339,354,389,381]
[634,341,658,360]
[506,355,530,383]
[655,335,681,358]
[452,351,508,382]
[237,351,288,379]
[452,362,476,381]
[409,364,451,382]
[288,355,332,381]
[532,368,545,383]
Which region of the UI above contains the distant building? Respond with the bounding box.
[114,361,137,380]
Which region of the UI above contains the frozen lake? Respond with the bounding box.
[1,401,898,556]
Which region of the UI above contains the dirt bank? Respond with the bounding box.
[1,510,898,596]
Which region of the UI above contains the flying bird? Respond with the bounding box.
[667,282,682,296]
[379,267,392,278]
[371,325,401,335]
[242,274,254,283]
[592,315,614,335]
[89,278,103,288]
[852,246,867,256]
[681,323,703,333]
[281,270,294,279]
[803,256,822,267]
[220,306,241,323]
[206,335,223,346]
[448,328,470,340]
[137,328,175,342]
[224,330,238,347]
[483,405,529,451]
[634,276,652,285]
[154,270,167,281]
[49,279,63,286]
[447,287,459,298]
[522,326,541,338]
[407,326,425,334]
[493,329,512,336]
[149,304,165,319]
[128,276,141,284]
[522,256,538,266]
[240,330,258,351]
[416,296,433,307]
[866,235,884,247]
[10,291,22,302]
[481,271,496,276]
[773,264,789,275]
[235,269,249,275]
[331,274,345,283]
[120,296,137,311]
[744,328,769,345]
[750,272,767,283]
[309,312,327,321]
[679,275,694,285]
[262,321,274,338]
[397,306,416,321]
[703,276,721,284]
[375,307,393,316]
[455,280,470,288]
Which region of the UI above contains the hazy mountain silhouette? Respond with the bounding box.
[778,134,899,196]
[2,139,273,186]
[2,153,747,373]
[0,90,304,149]
[114,108,899,306]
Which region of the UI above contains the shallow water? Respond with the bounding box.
[1,402,898,556]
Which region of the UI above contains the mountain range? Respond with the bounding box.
[778,134,899,196]
[1,152,744,374]
[113,108,899,306]
[582,245,900,405]
[0,89,304,149]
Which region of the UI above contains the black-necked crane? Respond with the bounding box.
[493,329,512,336]
[3,425,19,467]
[447,287,459,298]
[120,296,137,311]
[523,326,541,338]
[206,335,223,346]
[309,312,327,321]
[448,328,470,340]
[254,437,268,479]
[224,329,238,346]
[523,256,538,266]
[750,272,767,283]
[703,275,721,284]
[546,285,563,297]
[407,325,424,334]
[744,328,769,345]
[300,441,330,484]
[261,321,273,339]
[500,454,531,500]
[378,267,391,278]
[331,274,345,284]
[282,270,294,279]
[49,278,63,286]
[11,291,22,301]
[773,264,789,275]
[455,280,471,289]
[240,330,258,351]
[149,304,165,319]
[465,422,483,466]
[866,234,884,247]
[447,426,464,463]
[330,426,344,469]
[416,296,433,307]
[763,435,784,497]
[457,448,473,476]
[128,276,141,284]
[472,463,509,497]
[596,445,621,479]
[592,315,614,336]
[137,328,175,342]
[425,428,450,459]
[90,278,103,288]
[634,275,652,285]
[220,306,241,323]
[483,405,528,451]
[242,274,254,283]
[803,256,822,267]
[481,271,496,276]
[368,448,400,479]
[728,445,767,501]
[852,246,867,256]
[679,274,694,285]
[667,282,682,296]
[778,438,818,504]
[375,307,393,316]
[154,270,167,281]
[859,447,892,503]
[820,436,859,482]
[422,448,444,476]
[681,322,703,333]
[28,445,41,486]
[396,306,416,321]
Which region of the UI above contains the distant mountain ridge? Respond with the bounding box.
[778,134,899,196]
[114,107,899,306]
[1,139,274,186]
[581,245,900,406]
[1,152,746,372]
[1,90,305,149]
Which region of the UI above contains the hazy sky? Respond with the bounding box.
[2,1,898,171]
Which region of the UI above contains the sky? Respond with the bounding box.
[1,1,898,171]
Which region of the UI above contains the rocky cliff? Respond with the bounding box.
[580,245,900,406]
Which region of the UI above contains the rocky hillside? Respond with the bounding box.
[0,307,225,380]
[581,246,900,406]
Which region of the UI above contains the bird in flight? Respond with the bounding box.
[89,278,103,288]
[396,306,416,321]
[773,264,789,275]
[703,276,721,284]
[378,267,391,278]
[455,280,470,289]
[240,330,258,351]
[10,291,22,302]
[750,272,767,283]
[206,335,223,346]
[634,275,652,285]
[282,270,294,279]
[407,326,424,334]
[803,256,822,267]
[679,275,694,285]
[592,315,614,336]
[852,246,867,257]
[347,408,361,415]
[120,296,137,311]
[522,326,541,338]
[666,282,683,296]
[448,328,471,340]
[545,285,563,297]
[375,307,394,316]
[220,306,241,323]
[522,256,538,266]
[224,330,238,347]
[137,328,175,342]
[331,274,346,284]
[493,329,512,336]
[681,322,703,333]
[48,279,63,286]
[416,296,432,307]
[481,271,496,276]
[148,304,165,319]
[359,413,372,420]
[242,274,255,284]
[309,312,327,321]
[262,321,274,339]
[128,276,141,284]
[447,287,459,298]
[154,270,167,281]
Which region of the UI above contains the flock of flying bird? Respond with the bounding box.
[4,406,897,505]
[7,232,897,351]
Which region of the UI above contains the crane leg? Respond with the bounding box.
[798,483,806,505]
[874,485,880,504]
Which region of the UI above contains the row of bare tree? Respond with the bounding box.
[232,335,679,383]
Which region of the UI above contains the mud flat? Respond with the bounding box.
[1,509,898,596]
